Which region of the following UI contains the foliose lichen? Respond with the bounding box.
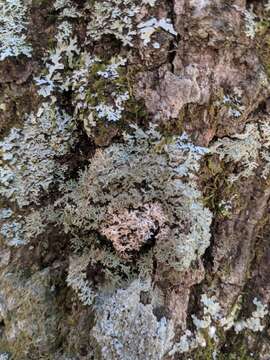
[71,55,130,130]
[234,298,268,333]
[62,125,212,303]
[169,294,268,357]
[85,0,139,47]
[211,121,270,181]
[0,102,76,208]
[0,0,32,61]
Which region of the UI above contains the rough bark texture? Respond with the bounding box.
[0,0,270,359]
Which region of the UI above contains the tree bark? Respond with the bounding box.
[0,0,270,359]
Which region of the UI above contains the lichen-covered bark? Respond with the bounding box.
[0,0,270,359]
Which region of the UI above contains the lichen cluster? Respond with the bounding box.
[0,0,179,249]
[211,120,270,181]
[35,19,80,98]
[215,90,245,119]
[85,0,139,46]
[0,0,32,61]
[33,0,178,140]
[90,282,268,360]
[0,102,76,208]
[62,126,212,302]
[71,55,130,130]
[0,102,76,247]
[1,0,269,358]
[169,294,268,357]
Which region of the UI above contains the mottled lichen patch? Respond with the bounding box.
[0,0,270,358]
[0,102,76,208]
[169,294,268,358]
[61,126,212,303]
[0,0,32,61]
[211,120,270,182]
[85,0,139,46]
[92,279,175,360]
[72,55,129,127]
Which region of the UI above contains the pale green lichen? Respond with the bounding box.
[260,120,270,179]
[85,0,139,46]
[211,123,260,181]
[0,1,79,247]
[0,353,9,360]
[66,254,96,306]
[0,208,12,220]
[12,126,210,303]
[92,279,175,360]
[169,294,268,357]
[35,20,80,98]
[234,298,268,333]
[54,0,81,18]
[70,55,130,130]
[93,288,268,360]
[35,0,177,139]
[138,17,177,46]
[211,121,270,181]
[85,0,177,48]
[0,220,25,247]
[217,91,245,118]
[0,202,56,247]
[0,0,32,60]
[142,0,156,6]
[0,102,76,207]
[0,209,26,247]
[244,6,257,39]
[62,126,212,301]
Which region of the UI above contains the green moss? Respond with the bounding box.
[85,61,128,116]
[218,338,254,360]
[78,57,150,145]
[191,337,216,360]
[189,328,255,360]
[199,156,237,217]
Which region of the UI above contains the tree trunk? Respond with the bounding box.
[0,0,270,359]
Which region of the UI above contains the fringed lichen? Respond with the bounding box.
[0,0,32,61]
[62,126,212,302]
[0,102,76,207]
